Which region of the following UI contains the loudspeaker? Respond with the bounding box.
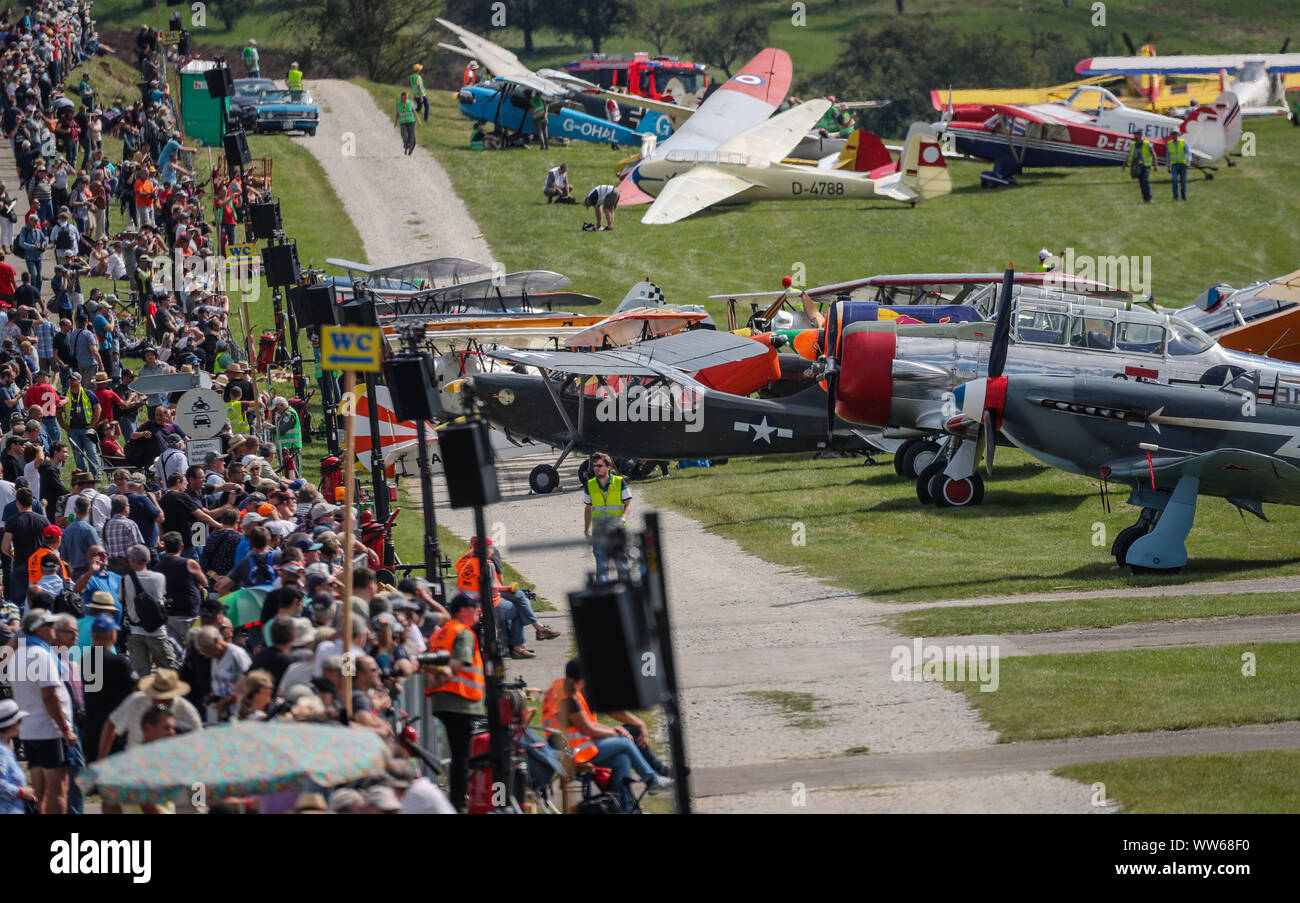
[439,420,500,509]
[248,200,282,240]
[569,581,662,712]
[339,299,379,329]
[222,129,251,173]
[204,65,235,99]
[384,355,444,421]
[289,282,338,329]
[261,242,300,288]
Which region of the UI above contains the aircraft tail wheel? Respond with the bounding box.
[529,464,561,494]
[893,439,920,477]
[933,472,984,508]
[916,459,946,505]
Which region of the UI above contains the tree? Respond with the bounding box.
[281,0,444,81]
[685,8,769,78]
[636,0,687,57]
[216,0,254,32]
[441,0,547,54]
[549,0,633,54]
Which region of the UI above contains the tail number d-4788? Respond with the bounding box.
[792,181,845,196]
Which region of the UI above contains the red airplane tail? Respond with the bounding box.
[837,130,894,173]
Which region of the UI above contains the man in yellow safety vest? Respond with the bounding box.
[410,63,428,121]
[1166,132,1189,201]
[395,91,417,156]
[287,63,303,94]
[583,452,631,582]
[1125,135,1157,204]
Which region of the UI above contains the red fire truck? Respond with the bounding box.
[565,53,709,108]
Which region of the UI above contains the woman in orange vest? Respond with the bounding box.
[545,658,673,811]
[424,594,485,813]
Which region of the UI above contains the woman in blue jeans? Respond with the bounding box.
[560,659,672,811]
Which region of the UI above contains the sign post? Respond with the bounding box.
[322,325,385,724]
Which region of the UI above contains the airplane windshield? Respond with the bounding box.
[1166,318,1215,356]
[655,71,698,94]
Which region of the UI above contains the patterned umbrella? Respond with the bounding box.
[84,721,390,805]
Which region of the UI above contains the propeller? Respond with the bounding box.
[953,263,1015,476]
[1122,32,1137,56]
[1281,37,1291,54]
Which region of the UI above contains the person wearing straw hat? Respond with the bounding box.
[223,359,254,405]
[0,698,37,814]
[411,63,429,121]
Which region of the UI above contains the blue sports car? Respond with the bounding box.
[254,89,320,136]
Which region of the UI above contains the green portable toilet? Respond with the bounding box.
[180,60,230,147]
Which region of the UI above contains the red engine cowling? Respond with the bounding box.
[834,328,897,427]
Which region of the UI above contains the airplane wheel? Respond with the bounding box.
[915,459,946,505]
[529,464,561,494]
[902,440,941,479]
[577,459,593,485]
[933,472,984,508]
[1131,564,1183,576]
[893,439,921,477]
[1111,524,1148,569]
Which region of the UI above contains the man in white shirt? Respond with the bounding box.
[155,433,187,483]
[63,472,112,531]
[11,610,77,813]
[194,624,251,722]
[543,163,574,203]
[583,184,621,230]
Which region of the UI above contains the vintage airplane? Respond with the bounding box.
[459,329,872,492]
[325,256,494,302]
[826,267,1300,508]
[437,17,673,147]
[952,272,1300,572]
[936,92,1234,187]
[1177,269,1300,362]
[1075,50,1300,117]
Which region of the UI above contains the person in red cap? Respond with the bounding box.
[30,524,70,597]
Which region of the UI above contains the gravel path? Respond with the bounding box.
[290,79,495,267]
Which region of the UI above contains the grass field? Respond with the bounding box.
[1055,750,1300,813]
[889,591,1300,636]
[948,642,1300,742]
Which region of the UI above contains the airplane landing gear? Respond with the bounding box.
[529,463,561,494]
[931,472,985,508]
[916,458,946,505]
[897,439,941,479]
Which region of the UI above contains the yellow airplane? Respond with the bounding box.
[931,45,1223,114]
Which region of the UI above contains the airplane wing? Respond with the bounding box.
[596,88,697,122]
[563,309,708,348]
[487,329,767,375]
[640,165,758,225]
[716,99,832,160]
[647,48,793,159]
[492,72,571,98]
[436,17,531,78]
[1077,53,1300,75]
[1108,448,1300,508]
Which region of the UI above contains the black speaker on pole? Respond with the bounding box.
[439,420,500,509]
[248,200,282,240]
[261,242,300,288]
[339,298,380,329]
[383,355,444,421]
[222,129,251,174]
[204,65,235,99]
[569,581,662,712]
[289,282,339,328]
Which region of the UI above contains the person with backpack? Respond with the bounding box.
[214,523,278,593]
[49,207,79,265]
[57,371,102,479]
[15,212,46,290]
[122,543,175,674]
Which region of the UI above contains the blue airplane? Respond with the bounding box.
[457,77,672,148]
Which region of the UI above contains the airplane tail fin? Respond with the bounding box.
[897,123,952,201]
[837,130,893,173]
[1179,91,1237,161]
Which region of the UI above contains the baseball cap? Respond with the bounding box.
[204,452,228,466]
[91,613,117,635]
[42,524,62,540]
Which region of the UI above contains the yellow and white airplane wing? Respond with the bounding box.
[640,100,831,225]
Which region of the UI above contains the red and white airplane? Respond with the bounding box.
[1076,51,1300,117]
[936,88,1236,188]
